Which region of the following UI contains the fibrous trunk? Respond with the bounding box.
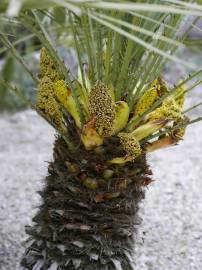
[21,137,152,270]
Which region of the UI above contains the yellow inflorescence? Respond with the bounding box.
[135,77,169,117]
[54,79,68,104]
[36,48,66,131]
[37,47,189,157]
[37,76,53,110]
[118,133,142,160]
[40,47,60,81]
[45,97,64,128]
[40,47,51,77]
[37,76,64,131]
[135,88,158,116]
[45,65,60,82]
[148,98,182,121]
[89,81,116,136]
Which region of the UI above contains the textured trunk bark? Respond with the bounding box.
[21,137,152,270]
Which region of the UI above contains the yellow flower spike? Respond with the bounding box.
[54,80,82,129]
[45,97,65,129]
[45,65,60,82]
[112,101,130,135]
[40,47,60,82]
[131,119,169,141]
[37,76,53,110]
[40,47,51,77]
[89,81,116,137]
[118,133,142,160]
[81,118,104,150]
[135,87,158,116]
[110,129,146,164]
[148,98,183,121]
[135,77,169,117]
[37,76,64,132]
[146,136,177,152]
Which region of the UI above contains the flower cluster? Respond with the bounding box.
[135,77,168,116]
[89,81,116,137]
[118,133,142,160]
[148,97,182,121]
[37,48,64,132]
[40,47,60,81]
[37,48,188,163]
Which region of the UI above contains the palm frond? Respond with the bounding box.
[1,0,202,16]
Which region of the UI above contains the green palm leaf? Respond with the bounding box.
[0,0,202,140]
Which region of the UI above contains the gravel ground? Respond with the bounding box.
[0,84,202,269]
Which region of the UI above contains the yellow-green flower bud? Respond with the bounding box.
[89,81,116,137]
[112,101,130,135]
[131,119,168,140]
[54,80,82,129]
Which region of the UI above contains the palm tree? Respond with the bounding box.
[0,1,202,269]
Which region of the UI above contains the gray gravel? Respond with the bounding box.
[0,89,202,269]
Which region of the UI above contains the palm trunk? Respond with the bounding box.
[21,137,152,270]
